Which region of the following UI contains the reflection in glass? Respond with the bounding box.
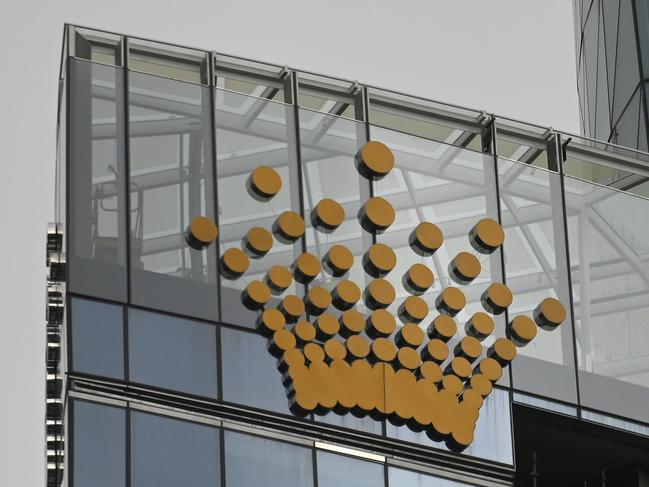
[128,308,218,398]
[73,400,125,487]
[386,388,513,464]
[131,411,220,487]
[215,89,302,328]
[566,174,649,423]
[128,71,218,321]
[497,158,578,403]
[388,466,472,486]
[71,297,124,379]
[220,327,290,414]
[370,125,508,387]
[317,450,384,487]
[224,430,313,487]
[68,58,128,301]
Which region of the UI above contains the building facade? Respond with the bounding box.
[575,0,649,156]
[47,25,649,487]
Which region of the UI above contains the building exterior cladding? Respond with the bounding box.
[47,25,649,487]
[575,0,649,155]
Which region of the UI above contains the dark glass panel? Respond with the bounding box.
[317,451,384,487]
[128,308,218,398]
[224,430,313,487]
[612,0,640,125]
[128,71,218,321]
[595,3,611,140]
[68,58,128,301]
[220,327,290,414]
[602,0,620,115]
[131,411,220,487]
[612,89,640,149]
[388,466,473,486]
[70,297,124,379]
[73,400,126,487]
[583,0,599,137]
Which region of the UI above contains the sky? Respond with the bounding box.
[0,1,579,484]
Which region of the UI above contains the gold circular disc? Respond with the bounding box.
[188,216,218,247]
[465,312,494,340]
[272,328,296,353]
[280,294,305,321]
[489,338,517,365]
[316,313,340,339]
[357,141,395,180]
[221,248,249,279]
[371,337,397,362]
[398,323,425,348]
[360,197,395,233]
[508,315,537,346]
[293,252,322,284]
[399,296,429,323]
[333,280,361,310]
[367,309,396,338]
[535,297,567,330]
[470,374,493,397]
[448,357,472,379]
[482,283,513,314]
[397,347,421,370]
[323,245,354,276]
[249,165,282,200]
[339,309,365,336]
[304,342,325,363]
[404,264,434,294]
[470,218,505,254]
[244,227,273,257]
[265,265,293,294]
[409,222,444,256]
[274,211,305,243]
[441,375,463,395]
[427,315,458,342]
[364,278,396,310]
[312,199,345,232]
[419,361,443,382]
[363,243,397,277]
[475,357,503,382]
[243,281,271,308]
[294,320,316,343]
[449,252,481,284]
[456,336,482,362]
[346,335,370,359]
[324,339,347,361]
[306,286,332,314]
[256,308,286,337]
[436,287,466,316]
[421,339,449,363]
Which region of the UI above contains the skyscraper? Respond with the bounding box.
[47,24,649,487]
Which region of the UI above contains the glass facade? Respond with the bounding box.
[52,25,649,487]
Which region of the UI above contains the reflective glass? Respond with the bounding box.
[220,327,290,414]
[215,89,303,328]
[565,174,649,423]
[497,158,578,403]
[613,89,640,149]
[583,0,599,136]
[224,430,313,487]
[128,71,218,321]
[594,3,611,140]
[386,388,513,464]
[602,0,619,113]
[317,411,382,436]
[73,400,125,487]
[128,308,218,398]
[317,450,384,487]
[370,125,508,387]
[131,411,220,487]
[70,297,124,379]
[388,466,473,486]
[612,0,640,125]
[299,109,371,315]
[68,58,127,302]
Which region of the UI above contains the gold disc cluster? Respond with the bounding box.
[193,141,566,452]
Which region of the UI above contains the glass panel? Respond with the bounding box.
[612,89,640,149]
[602,0,619,114]
[215,89,302,328]
[388,466,473,486]
[317,412,383,436]
[220,327,290,414]
[595,3,611,141]
[299,109,370,314]
[128,71,218,321]
[128,308,218,398]
[317,451,384,487]
[565,174,649,423]
[370,125,509,388]
[612,0,640,125]
[513,392,578,417]
[497,158,578,403]
[70,297,124,379]
[68,58,128,302]
[386,388,513,464]
[131,411,220,487]
[583,0,599,137]
[224,430,313,487]
[73,400,125,487]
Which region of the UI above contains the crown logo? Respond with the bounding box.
[185,141,566,452]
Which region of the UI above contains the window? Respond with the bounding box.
[317,450,384,487]
[73,400,126,487]
[388,466,473,486]
[224,430,313,487]
[131,411,220,487]
[71,297,124,379]
[128,308,218,398]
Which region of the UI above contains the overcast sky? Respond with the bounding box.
[0,1,579,484]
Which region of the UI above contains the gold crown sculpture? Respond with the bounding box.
[185,141,566,452]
